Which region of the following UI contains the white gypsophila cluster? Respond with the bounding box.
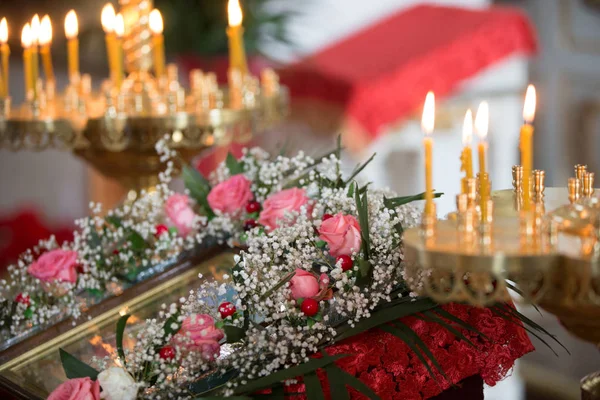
[0,136,212,337]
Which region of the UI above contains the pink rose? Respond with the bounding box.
[48,377,100,400]
[165,194,196,236]
[319,213,362,257]
[289,269,331,300]
[173,313,224,360]
[258,188,310,231]
[27,249,78,283]
[207,175,253,215]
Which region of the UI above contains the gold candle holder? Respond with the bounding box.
[480,199,494,247]
[583,172,595,197]
[465,178,477,209]
[568,177,581,204]
[512,165,523,193]
[575,164,587,196]
[421,203,437,240]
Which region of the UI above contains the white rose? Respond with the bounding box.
[97,367,139,400]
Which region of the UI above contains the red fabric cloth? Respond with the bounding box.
[279,5,537,138]
[279,303,533,400]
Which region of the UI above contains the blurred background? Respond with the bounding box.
[0,0,599,399]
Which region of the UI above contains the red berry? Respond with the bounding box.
[218,302,236,318]
[159,345,176,361]
[15,293,30,307]
[246,201,261,214]
[243,219,258,231]
[112,249,120,255]
[155,224,169,237]
[322,213,333,221]
[336,255,353,271]
[301,298,319,317]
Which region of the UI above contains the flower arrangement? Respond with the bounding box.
[43,138,562,399]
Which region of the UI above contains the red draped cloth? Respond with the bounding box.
[278,5,537,142]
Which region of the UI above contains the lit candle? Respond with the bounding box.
[475,101,489,175]
[460,109,474,193]
[64,10,79,83]
[149,9,165,79]
[422,91,435,216]
[114,13,124,88]
[39,15,54,82]
[21,23,32,99]
[101,3,118,84]
[475,101,489,217]
[30,14,40,99]
[0,18,9,98]
[520,85,537,211]
[227,0,248,75]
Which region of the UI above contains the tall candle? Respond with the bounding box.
[114,13,124,88]
[39,15,54,82]
[227,0,248,75]
[64,10,79,83]
[422,91,435,216]
[0,18,10,98]
[101,4,118,85]
[475,101,489,217]
[149,9,166,79]
[21,24,32,99]
[460,109,474,193]
[520,85,537,211]
[30,14,40,99]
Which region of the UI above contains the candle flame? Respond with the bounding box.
[149,9,163,34]
[114,13,124,37]
[39,15,52,46]
[523,84,536,123]
[30,14,40,44]
[475,101,489,140]
[21,23,32,48]
[228,0,243,27]
[462,109,473,146]
[101,3,116,33]
[0,18,7,44]
[421,91,435,135]
[64,10,78,39]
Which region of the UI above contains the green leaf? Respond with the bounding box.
[354,190,371,261]
[182,165,215,218]
[505,281,543,317]
[85,288,104,298]
[233,354,350,395]
[334,298,437,342]
[162,310,182,342]
[384,192,443,208]
[326,364,380,400]
[223,325,246,343]
[260,270,296,300]
[116,314,131,365]
[59,348,99,380]
[346,181,356,198]
[304,372,325,400]
[127,230,148,251]
[105,215,122,228]
[433,308,491,341]
[419,311,476,348]
[226,152,244,175]
[325,363,351,400]
[23,308,33,319]
[315,240,327,249]
[344,153,376,185]
[189,368,239,396]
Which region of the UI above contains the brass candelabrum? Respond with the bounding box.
[0,0,288,194]
[404,164,600,347]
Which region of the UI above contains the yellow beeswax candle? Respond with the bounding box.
[114,13,124,88]
[30,14,40,99]
[0,18,9,97]
[227,0,248,75]
[149,9,166,79]
[422,91,435,216]
[39,15,54,82]
[64,10,79,83]
[460,109,474,193]
[475,101,489,216]
[520,85,536,211]
[101,4,118,84]
[21,24,33,99]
